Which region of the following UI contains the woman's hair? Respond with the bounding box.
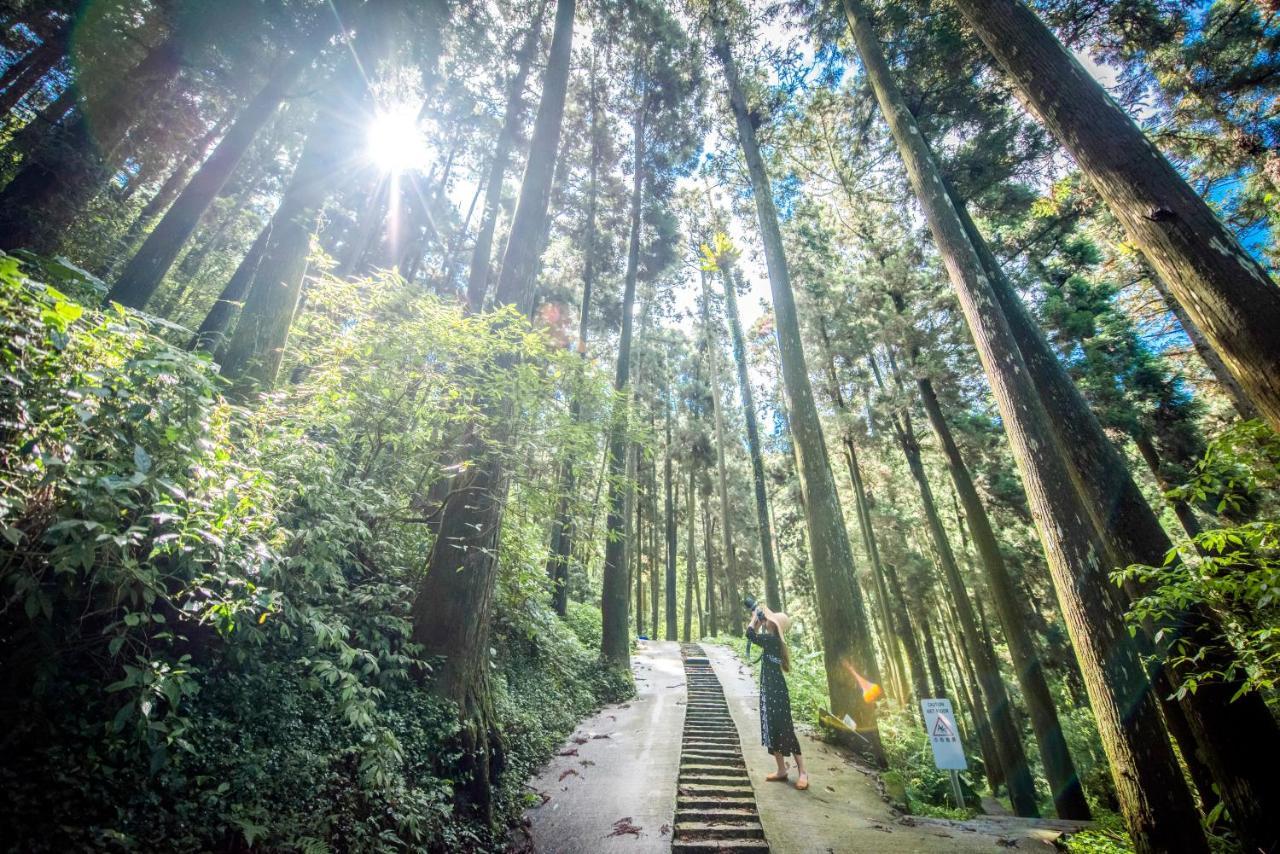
[766,618,791,673]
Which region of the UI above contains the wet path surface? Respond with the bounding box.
[519,640,1092,853]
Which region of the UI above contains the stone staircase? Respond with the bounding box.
[672,644,769,853]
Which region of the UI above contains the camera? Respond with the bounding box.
[743,595,757,612]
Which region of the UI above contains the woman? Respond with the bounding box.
[746,606,808,790]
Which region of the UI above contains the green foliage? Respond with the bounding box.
[1117,420,1280,704]
[0,261,623,851]
[1061,813,1135,854]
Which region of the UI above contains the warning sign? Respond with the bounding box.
[921,698,967,770]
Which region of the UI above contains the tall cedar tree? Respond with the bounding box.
[950,0,1280,432]
[710,4,883,746]
[409,0,575,821]
[839,0,1208,847]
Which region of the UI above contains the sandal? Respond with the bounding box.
[765,770,789,782]
[795,775,810,791]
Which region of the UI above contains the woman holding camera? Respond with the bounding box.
[746,606,808,790]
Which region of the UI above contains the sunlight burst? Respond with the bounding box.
[365,103,430,174]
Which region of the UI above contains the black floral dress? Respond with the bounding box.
[746,627,802,757]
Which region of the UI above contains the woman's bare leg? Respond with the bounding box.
[794,753,808,789]
[766,751,788,781]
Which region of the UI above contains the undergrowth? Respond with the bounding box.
[0,259,627,851]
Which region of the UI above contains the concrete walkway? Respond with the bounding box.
[705,642,1093,853]
[521,640,685,853]
[517,640,1091,853]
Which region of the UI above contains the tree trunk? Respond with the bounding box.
[464,0,547,311]
[841,1,1206,846]
[220,0,415,387]
[408,0,571,824]
[703,499,718,636]
[0,23,67,117]
[719,263,782,610]
[684,462,696,642]
[107,114,235,275]
[189,218,271,352]
[636,462,645,638]
[953,158,1280,852]
[879,355,1038,816]
[884,560,930,705]
[938,598,1003,791]
[707,319,742,614]
[818,322,907,705]
[918,375,1091,818]
[1144,269,1260,422]
[599,69,647,667]
[951,0,1280,432]
[712,14,881,743]
[649,443,660,639]
[0,33,183,253]
[665,390,678,640]
[0,82,75,174]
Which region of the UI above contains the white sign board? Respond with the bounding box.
[921,698,967,770]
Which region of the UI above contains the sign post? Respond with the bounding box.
[921,698,967,809]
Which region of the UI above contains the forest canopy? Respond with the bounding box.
[0,0,1278,851]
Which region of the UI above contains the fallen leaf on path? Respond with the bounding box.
[579,760,595,766]
[607,817,642,838]
[825,785,835,792]
[571,735,589,744]
[558,769,579,781]
[591,733,611,739]
[557,748,579,756]
[659,823,671,836]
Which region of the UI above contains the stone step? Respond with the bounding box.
[679,763,750,774]
[677,782,756,798]
[671,839,770,853]
[682,757,745,769]
[676,821,766,841]
[676,808,760,823]
[676,801,758,814]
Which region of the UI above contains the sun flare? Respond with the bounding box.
[365,104,429,173]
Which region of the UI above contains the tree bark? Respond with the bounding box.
[953,164,1280,851]
[719,263,782,610]
[951,0,1280,432]
[841,0,1207,846]
[878,351,1038,816]
[703,498,718,636]
[707,316,743,614]
[464,0,547,311]
[407,0,571,823]
[189,218,271,352]
[918,375,1091,818]
[599,68,647,667]
[0,22,66,117]
[0,33,183,253]
[664,389,678,640]
[684,461,696,642]
[712,12,881,743]
[107,27,333,310]
[884,560,930,704]
[220,0,414,387]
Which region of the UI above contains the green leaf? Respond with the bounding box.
[134,444,152,475]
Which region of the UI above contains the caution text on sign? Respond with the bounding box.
[921,698,967,770]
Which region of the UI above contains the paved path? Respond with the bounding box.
[521,640,684,853]
[518,640,1092,853]
[706,642,1092,853]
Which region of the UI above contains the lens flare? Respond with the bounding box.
[365,103,429,173]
